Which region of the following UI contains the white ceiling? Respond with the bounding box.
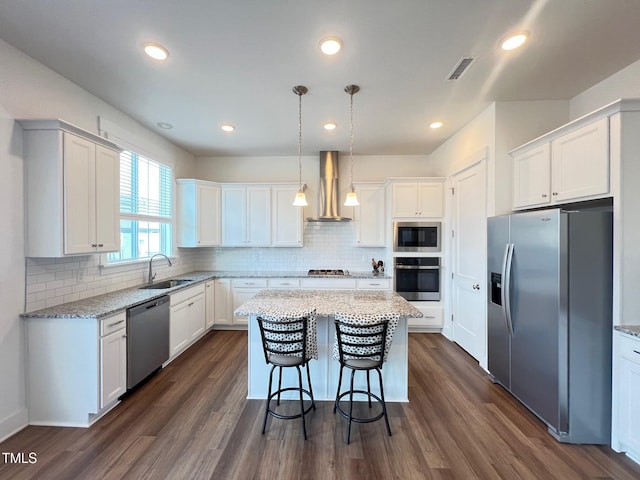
[1,0,640,157]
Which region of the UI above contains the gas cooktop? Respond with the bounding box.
[307,269,346,276]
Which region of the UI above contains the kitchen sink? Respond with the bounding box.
[139,279,194,290]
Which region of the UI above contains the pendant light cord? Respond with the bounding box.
[349,90,354,192]
[298,89,303,190]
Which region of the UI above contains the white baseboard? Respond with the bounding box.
[0,407,28,443]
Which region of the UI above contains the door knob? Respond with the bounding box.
[472,284,480,290]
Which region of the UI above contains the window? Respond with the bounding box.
[107,151,173,263]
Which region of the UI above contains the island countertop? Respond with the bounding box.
[234,288,423,318]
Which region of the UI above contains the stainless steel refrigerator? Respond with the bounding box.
[487,208,612,444]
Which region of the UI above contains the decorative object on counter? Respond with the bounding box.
[332,312,399,444]
[344,84,360,207]
[292,85,308,206]
[256,308,317,440]
[371,258,384,273]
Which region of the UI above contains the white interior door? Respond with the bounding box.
[451,159,487,365]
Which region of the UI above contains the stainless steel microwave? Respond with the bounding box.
[393,221,441,252]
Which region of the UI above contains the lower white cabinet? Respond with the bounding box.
[232,278,267,326]
[205,280,215,329]
[100,312,127,409]
[213,278,233,326]
[26,311,127,427]
[408,303,443,331]
[169,284,206,359]
[615,331,640,462]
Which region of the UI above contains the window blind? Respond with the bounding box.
[120,151,172,219]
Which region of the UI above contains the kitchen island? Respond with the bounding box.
[235,289,423,402]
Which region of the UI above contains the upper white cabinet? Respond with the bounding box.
[271,185,303,247]
[222,185,271,246]
[352,183,385,247]
[177,179,221,247]
[512,117,609,209]
[20,119,121,257]
[391,180,444,218]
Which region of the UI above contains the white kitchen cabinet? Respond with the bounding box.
[100,312,127,409]
[353,183,386,247]
[615,331,640,462]
[356,278,390,290]
[26,311,127,426]
[232,278,267,326]
[300,278,358,289]
[407,303,443,332]
[205,280,215,329]
[391,180,444,218]
[271,185,303,247]
[512,144,551,208]
[213,278,233,327]
[169,284,206,359]
[19,119,121,256]
[177,179,221,247]
[512,117,609,210]
[222,185,271,246]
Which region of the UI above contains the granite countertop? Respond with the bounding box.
[22,270,391,319]
[234,288,423,318]
[614,325,640,338]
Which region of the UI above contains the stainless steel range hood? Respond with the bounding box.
[306,151,352,222]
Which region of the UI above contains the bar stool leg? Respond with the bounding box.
[305,362,316,410]
[376,367,392,437]
[346,369,357,444]
[366,370,372,408]
[334,365,344,414]
[296,365,307,440]
[276,366,283,406]
[263,365,276,434]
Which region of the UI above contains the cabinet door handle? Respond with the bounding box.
[92,243,98,247]
[541,194,548,198]
[424,315,436,318]
[634,350,640,355]
[369,283,380,286]
[552,192,558,196]
[108,319,125,328]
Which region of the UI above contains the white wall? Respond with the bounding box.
[0,39,197,441]
[570,58,640,119]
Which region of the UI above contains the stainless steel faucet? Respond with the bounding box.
[148,253,172,284]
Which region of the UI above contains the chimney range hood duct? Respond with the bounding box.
[306,151,352,222]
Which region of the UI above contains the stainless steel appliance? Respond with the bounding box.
[393,257,440,301]
[126,296,170,390]
[487,208,612,444]
[393,222,440,252]
[307,269,346,276]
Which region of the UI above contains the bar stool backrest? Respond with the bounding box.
[334,318,388,369]
[333,312,400,365]
[257,309,317,364]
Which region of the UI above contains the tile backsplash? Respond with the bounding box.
[209,222,386,272]
[24,222,385,312]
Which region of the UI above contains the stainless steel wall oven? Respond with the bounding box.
[393,257,441,301]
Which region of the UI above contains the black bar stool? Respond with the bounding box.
[257,308,317,440]
[332,312,399,444]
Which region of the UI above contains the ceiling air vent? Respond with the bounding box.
[446,56,475,81]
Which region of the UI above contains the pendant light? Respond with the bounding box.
[292,85,309,206]
[344,84,360,206]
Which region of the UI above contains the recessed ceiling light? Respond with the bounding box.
[143,42,169,60]
[429,121,443,129]
[500,32,528,51]
[156,122,173,129]
[319,37,342,55]
[221,124,235,132]
[324,122,337,131]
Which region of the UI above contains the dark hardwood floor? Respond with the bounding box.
[1,330,639,479]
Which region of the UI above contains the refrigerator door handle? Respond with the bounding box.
[501,243,514,336]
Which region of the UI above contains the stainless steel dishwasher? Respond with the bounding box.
[126,296,170,390]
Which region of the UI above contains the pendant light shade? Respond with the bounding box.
[292,85,308,206]
[344,84,360,206]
